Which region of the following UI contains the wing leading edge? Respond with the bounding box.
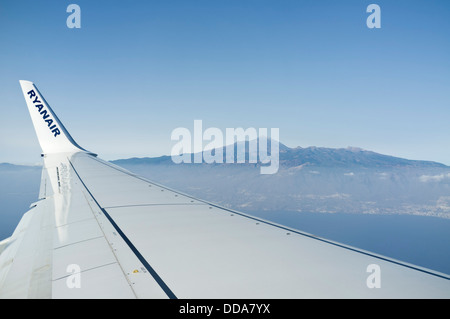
[0,81,449,298]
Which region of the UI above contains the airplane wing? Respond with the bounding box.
[0,80,449,299]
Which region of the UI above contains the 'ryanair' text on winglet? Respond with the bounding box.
[19,80,96,156]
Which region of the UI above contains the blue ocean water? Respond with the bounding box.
[0,165,41,239]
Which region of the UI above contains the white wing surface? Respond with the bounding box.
[0,81,449,298]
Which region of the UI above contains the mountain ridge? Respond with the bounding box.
[111,141,448,169]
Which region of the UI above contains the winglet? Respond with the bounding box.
[19,80,95,156]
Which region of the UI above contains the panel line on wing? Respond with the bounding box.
[103,203,207,209]
[53,235,104,250]
[54,217,97,229]
[52,261,118,281]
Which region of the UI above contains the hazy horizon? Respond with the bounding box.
[4,142,450,168]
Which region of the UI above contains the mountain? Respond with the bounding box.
[279,146,447,168]
[111,142,450,219]
[0,163,42,171]
[112,140,447,169]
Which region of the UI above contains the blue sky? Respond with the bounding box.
[1,0,449,165]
